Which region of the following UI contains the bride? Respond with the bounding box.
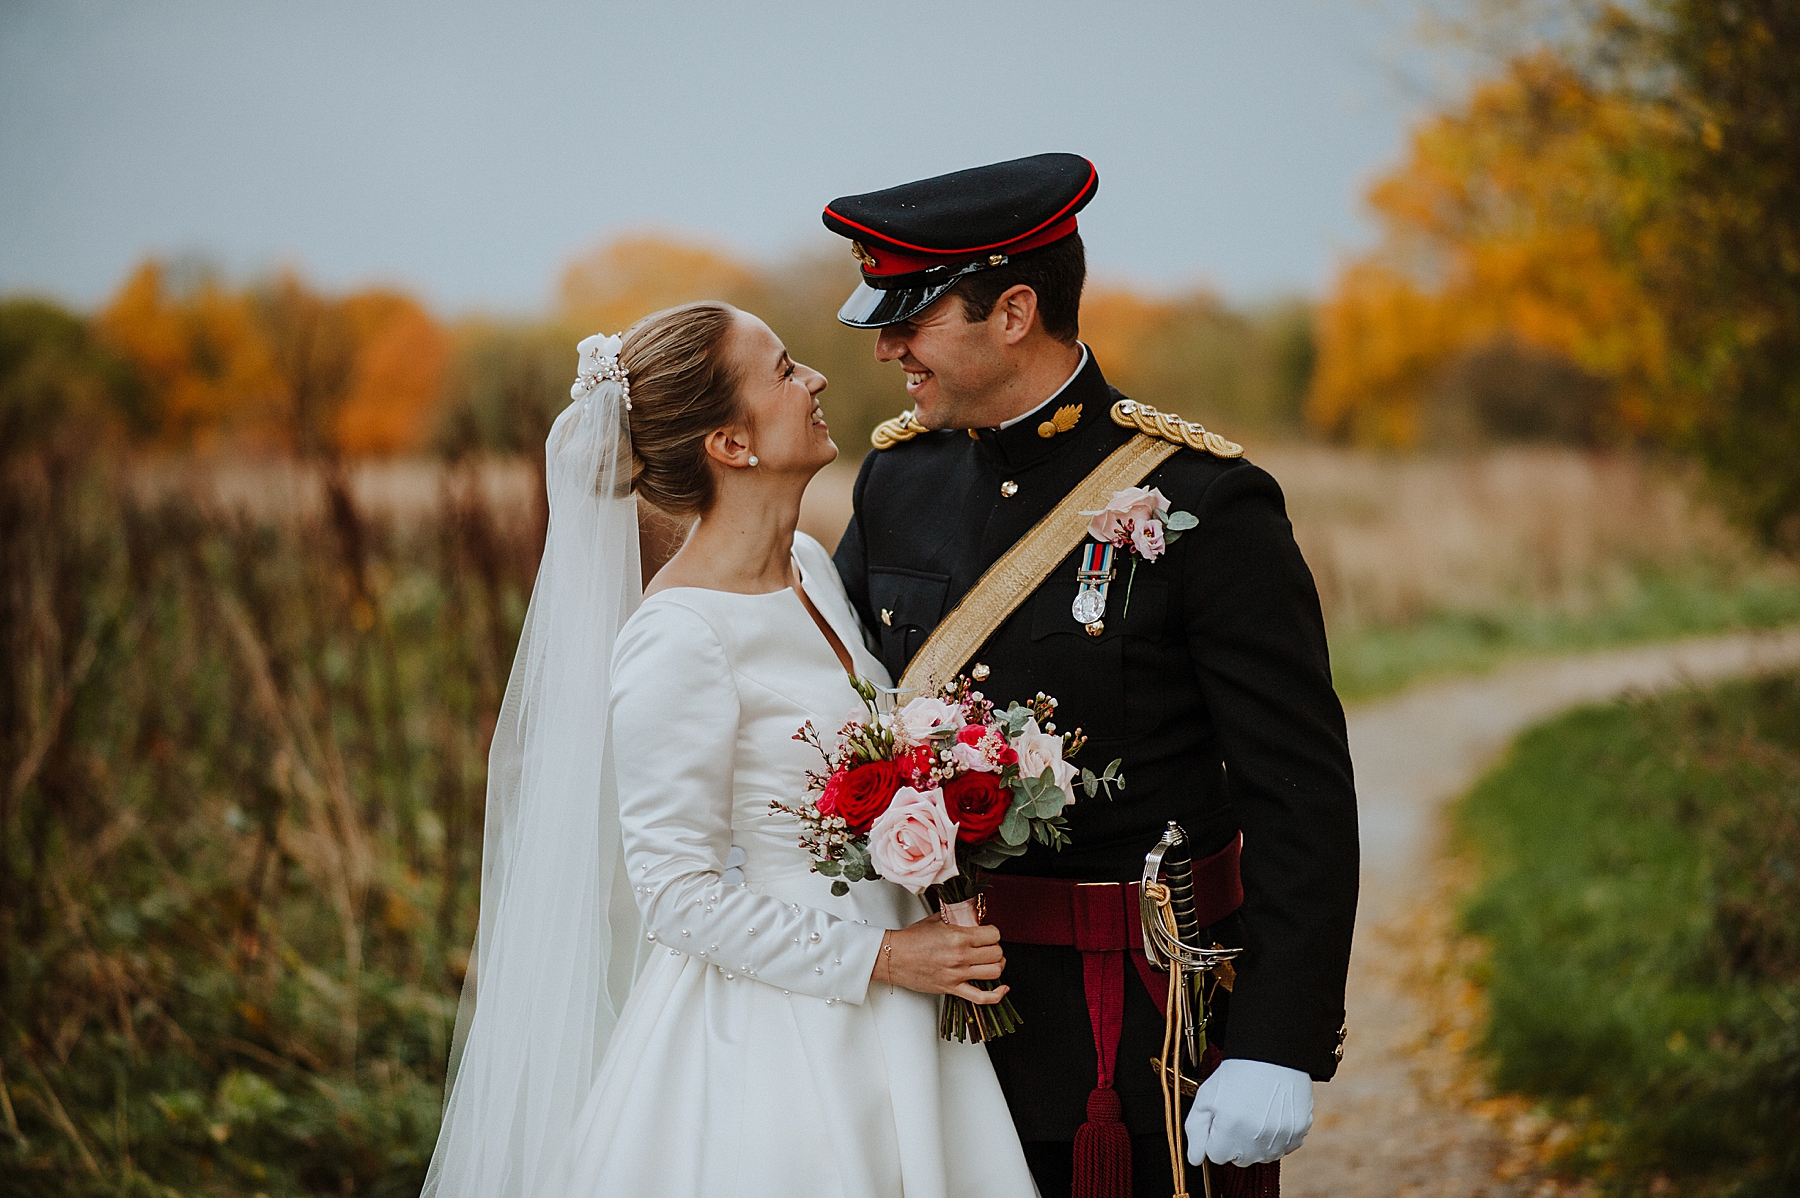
[423,301,1039,1198]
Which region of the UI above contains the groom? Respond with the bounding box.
[825,155,1358,1198]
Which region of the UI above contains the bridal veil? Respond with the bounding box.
[423,335,643,1198]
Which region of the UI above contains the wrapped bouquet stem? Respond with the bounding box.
[776,674,1123,1042]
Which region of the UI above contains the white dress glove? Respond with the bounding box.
[1184,1058,1315,1166]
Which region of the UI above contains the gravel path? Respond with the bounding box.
[1280,628,1800,1197]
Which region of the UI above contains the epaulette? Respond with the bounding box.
[1110,399,1243,458]
[871,409,928,450]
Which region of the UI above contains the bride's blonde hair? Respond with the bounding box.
[619,302,742,518]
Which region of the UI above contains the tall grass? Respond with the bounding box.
[1,449,537,1195]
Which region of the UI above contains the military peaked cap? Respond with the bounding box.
[823,153,1099,328]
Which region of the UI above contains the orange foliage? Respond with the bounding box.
[335,292,450,455]
[97,261,449,455]
[98,261,277,449]
[1309,53,1676,445]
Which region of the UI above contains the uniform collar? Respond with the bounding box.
[972,349,1111,473]
[998,343,1089,429]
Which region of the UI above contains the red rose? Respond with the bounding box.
[817,768,849,817]
[832,761,905,834]
[900,744,935,786]
[944,771,1011,844]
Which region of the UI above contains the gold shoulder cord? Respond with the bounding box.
[870,409,927,449]
[1110,399,1244,458]
[873,400,1242,457]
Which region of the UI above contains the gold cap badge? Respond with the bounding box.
[850,241,879,269]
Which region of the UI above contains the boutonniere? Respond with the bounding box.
[1078,486,1197,617]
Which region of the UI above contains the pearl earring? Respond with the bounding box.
[747,454,759,467]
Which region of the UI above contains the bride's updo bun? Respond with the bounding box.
[619,301,742,519]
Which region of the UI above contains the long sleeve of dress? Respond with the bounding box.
[610,600,888,1004]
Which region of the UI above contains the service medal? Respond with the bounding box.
[1071,542,1116,627]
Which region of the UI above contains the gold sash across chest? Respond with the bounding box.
[896,432,1181,694]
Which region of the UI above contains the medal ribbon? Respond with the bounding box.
[1073,541,1116,625]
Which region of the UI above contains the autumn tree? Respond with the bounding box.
[1308,51,1673,447]
[1311,0,1800,550]
[95,261,449,456]
[97,261,278,451]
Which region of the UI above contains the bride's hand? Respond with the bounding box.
[876,915,1009,1004]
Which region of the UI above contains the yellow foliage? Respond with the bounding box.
[557,235,760,336]
[1310,52,1676,445]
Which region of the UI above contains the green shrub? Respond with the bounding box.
[1457,673,1800,1194]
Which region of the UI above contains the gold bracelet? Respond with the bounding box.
[881,937,895,996]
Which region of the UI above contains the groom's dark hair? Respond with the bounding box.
[954,232,1086,345]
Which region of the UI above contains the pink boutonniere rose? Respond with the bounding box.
[1079,485,1198,614]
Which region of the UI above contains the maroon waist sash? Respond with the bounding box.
[982,834,1252,1198]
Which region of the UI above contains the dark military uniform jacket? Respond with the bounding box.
[833,351,1358,1141]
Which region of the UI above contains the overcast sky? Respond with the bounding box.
[2,0,1444,315]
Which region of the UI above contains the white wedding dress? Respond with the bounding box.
[553,532,1037,1198]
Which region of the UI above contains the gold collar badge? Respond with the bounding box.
[1037,403,1082,439]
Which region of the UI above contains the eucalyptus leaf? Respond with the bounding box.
[999,805,1031,846]
[816,859,842,877]
[1165,510,1198,531]
[831,880,849,896]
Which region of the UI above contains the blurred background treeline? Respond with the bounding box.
[2,0,1798,1194]
[4,236,1321,464]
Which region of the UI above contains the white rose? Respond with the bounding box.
[1011,717,1077,810]
[894,696,965,747]
[867,787,961,893]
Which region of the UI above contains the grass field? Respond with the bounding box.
[1454,672,1800,1196]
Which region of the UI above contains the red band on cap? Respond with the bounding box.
[849,214,1081,279]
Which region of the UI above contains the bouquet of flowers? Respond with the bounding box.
[775,674,1123,1041]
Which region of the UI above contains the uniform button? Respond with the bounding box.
[1085,620,1105,637]
[1000,480,1019,498]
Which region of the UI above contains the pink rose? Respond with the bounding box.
[1081,486,1167,544]
[867,786,961,893]
[893,696,965,747]
[1131,518,1166,561]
